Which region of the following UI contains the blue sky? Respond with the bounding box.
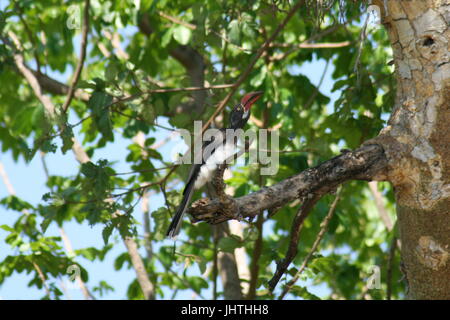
[0,1,386,299]
[0,56,338,300]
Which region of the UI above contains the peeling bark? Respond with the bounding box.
[373,0,450,299]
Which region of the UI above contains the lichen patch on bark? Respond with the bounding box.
[415,236,449,270]
[372,0,450,299]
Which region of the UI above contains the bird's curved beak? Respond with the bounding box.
[242,91,263,111]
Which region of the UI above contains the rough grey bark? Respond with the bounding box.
[188,0,449,299]
[371,0,450,299]
[189,144,388,223]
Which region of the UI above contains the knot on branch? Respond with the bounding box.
[188,144,387,225]
[189,163,240,225]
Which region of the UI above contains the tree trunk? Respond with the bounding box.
[214,223,244,299]
[373,0,450,299]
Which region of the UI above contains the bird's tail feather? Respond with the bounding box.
[166,182,195,239]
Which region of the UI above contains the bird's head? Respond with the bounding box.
[229,91,263,129]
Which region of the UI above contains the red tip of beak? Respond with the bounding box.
[242,91,263,111]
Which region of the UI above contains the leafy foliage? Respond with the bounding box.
[0,0,402,300]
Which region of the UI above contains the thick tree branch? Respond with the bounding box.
[8,31,55,117]
[189,144,388,224]
[30,69,90,102]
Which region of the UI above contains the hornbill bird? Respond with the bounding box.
[166,91,263,239]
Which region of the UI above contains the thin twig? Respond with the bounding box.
[247,209,264,299]
[103,31,129,60]
[304,59,329,109]
[268,193,322,292]
[153,252,206,300]
[158,11,250,53]
[32,262,52,298]
[353,11,369,85]
[278,190,342,299]
[1,160,54,298]
[0,162,16,195]
[247,108,270,299]
[14,1,41,72]
[110,164,178,176]
[59,227,95,299]
[269,23,347,61]
[201,0,306,133]
[106,83,235,110]
[40,152,95,300]
[9,28,155,302]
[368,181,393,231]
[123,236,156,300]
[212,228,219,300]
[62,0,90,114]
[270,41,350,61]
[7,31,55,116]
[133,132,154,263]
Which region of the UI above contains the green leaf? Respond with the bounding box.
[105,62,119,82]
[0,225,16,233]
[169,113,190,128]
[102,223,114,245]
[98,111,114,141]
[308,256,336,275]
[61,126,74,154]
[114,252,130,270]
[88,91,113,115]
[80,161,97,178]
[40,218,52,233]
[0,196,34,212]
[250,65,267,88]
[218,235,243,253]
[161,27,174,47]
[244,227,259,241]
[151,207,170,241]
[173,25,192,45]
[290,285,321,300]
[77,80,97,89]
[187,276,208,294]
[228,20,240,44]
[141,104,155,124]
[197,258,207,275]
